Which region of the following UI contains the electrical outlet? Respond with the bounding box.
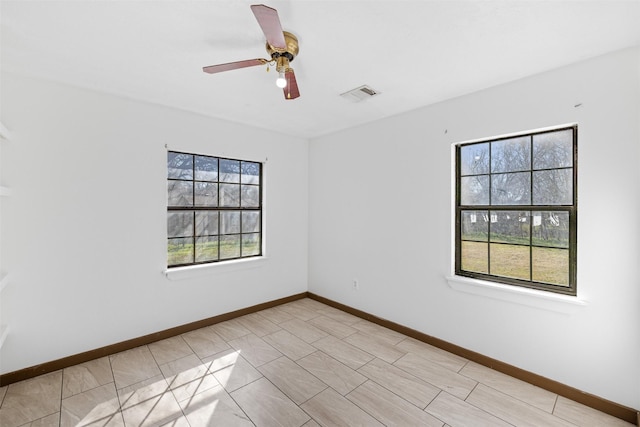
[352,279,359,290]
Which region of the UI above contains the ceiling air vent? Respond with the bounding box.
[340,85,380,102]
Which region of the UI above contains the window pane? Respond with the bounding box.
[168,151,262,267]
[196,236,219,262]
[167,153,193,179]
[242,211,261,233]
[491,136,530,173]
[532,247,569,286]
[460,143,489,176]
[168,181,193,206]
[533,129,573,169]
[168,237,193,266]
[532,211,569,248]
[195,182,218,206]
[490,243,530,280]
[195,211,219,236]
[168,211,193,238]
[221,211,241,234]
[195,156,218,181]
[220,235,241,259]
[455,127,576,294]
[460,175,489,205]
[461,210,488,241]
[533,169,572,205]
[220,183,240,207]
[241,185,260,207]
[220,159,240,183]
[241,162,261,184]
[489,211,530,245]
[491,172,531,205]
[461,241,488,274]
[242,233,261,256]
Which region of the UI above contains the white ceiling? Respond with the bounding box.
[2,1,639,139]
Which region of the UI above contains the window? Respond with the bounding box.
[455,126,577,295]
[167,151,262,267]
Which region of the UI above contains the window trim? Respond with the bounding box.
[167,150,263,268]
[444,275,587,314]
[454,125,577,296]
[164,255,269,281]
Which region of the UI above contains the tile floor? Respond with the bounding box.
[0,298,633,427]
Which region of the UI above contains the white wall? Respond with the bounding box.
[0,73,308,374]
[309,47,640,409]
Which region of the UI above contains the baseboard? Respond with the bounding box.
[307,292,639,425]
[0,292,307,387]
[1,290,637,425]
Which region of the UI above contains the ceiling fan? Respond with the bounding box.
[203,4,300,100]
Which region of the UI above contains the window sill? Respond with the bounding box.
[445,275,587,314]
[165,256,268,281]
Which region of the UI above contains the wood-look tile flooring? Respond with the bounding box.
[0,298,633,426]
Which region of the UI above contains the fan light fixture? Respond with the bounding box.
[202,5,301,100]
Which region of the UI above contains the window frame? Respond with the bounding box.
[167,150,263,268]
[454,125,577,296]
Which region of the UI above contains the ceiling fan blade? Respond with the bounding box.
[250,4,286,49]
[202,58,267,74]
[283,69,300,100]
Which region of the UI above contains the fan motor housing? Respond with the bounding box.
[266,31,299,61]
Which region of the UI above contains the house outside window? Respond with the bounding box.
[455,126,577,295]
[167,151,262,267]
